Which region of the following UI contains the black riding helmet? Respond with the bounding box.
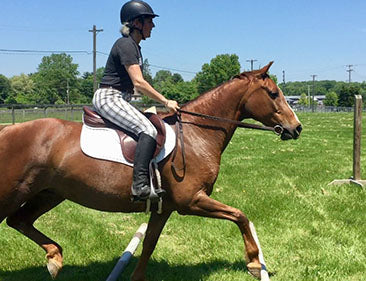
[120,0,159,24]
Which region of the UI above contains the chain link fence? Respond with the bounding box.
[0,104,165,124]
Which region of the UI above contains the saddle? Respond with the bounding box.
[82,106,166,163]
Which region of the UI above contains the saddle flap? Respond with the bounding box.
[82,106,166,163]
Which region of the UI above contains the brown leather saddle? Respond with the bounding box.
[82,106,166,163]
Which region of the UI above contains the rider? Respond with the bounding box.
[92,0,179,201]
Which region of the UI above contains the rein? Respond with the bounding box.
[177,109,283,135]
[170,109,284,178]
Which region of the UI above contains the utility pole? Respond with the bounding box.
[346,64,354,83]
[246,59,258,71]
[282,70,286,84]
[310,75,317,112]
[89,25,103,93]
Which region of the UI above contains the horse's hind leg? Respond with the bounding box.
[179,190,262,279]
[6,189,65,279]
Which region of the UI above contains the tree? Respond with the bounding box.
[269,74,278,85]
[337,84,361,107]
[156,80,198,104]
[298,93,309,106]
[78,67,104,102]
[143,59,153,85]
[194,54,241,94]
[153,70,173,86]
[33,53,79,104]
[172,73,183,84]
[8,74,36,104]
[0,74,11,104]
[323,91,338,106]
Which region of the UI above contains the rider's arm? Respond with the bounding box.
[125,64,179,112]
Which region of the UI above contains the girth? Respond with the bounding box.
[82,106,166,163]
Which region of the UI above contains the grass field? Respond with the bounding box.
[0,112,366,281]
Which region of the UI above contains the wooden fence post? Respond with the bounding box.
[11,106,15,124]
[353,95,362,181]
[329,95,366,187]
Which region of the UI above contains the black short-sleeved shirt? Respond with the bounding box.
[100,36,143,91]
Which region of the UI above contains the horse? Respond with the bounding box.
[0,62,301,281]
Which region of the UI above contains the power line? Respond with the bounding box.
[0,48,91,55]
[149,64,197,74]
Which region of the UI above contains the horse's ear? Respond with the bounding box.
[259,61,274,75]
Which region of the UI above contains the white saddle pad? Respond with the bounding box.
[80,123,176,167]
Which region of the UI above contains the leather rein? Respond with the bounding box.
[170,109,284,178]
[178,109,284,135]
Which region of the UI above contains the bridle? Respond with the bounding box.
[170,109,284,179]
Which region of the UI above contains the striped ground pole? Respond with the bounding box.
[106,223,148,281]
[249,221,270,281]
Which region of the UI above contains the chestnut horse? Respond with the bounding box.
[0,62,301,280]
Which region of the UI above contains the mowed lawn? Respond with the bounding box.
[0,112,366,281]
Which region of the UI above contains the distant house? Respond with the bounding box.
[285,95,326,106]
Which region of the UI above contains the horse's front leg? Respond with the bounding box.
[131,210,172,281]
[180,190,262,279]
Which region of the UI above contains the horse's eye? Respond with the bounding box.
[269,91,279,99]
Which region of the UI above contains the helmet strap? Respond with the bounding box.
[130,16,146,40]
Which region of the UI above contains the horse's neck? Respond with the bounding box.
[183,79,248,153]
[186,80,246,120]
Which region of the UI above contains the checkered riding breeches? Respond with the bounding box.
[92,88,157,139]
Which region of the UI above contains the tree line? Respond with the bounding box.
[279,80,366,107]
[0,53,365,107]
[0,53,240,106]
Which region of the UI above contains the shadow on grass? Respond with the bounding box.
[0,257,249,281]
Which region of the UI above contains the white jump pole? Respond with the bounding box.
[249,221,270,281]
[106,223,148,281]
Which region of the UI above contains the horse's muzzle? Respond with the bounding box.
[280,125,302,140]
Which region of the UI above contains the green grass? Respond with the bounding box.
[1,112,366,281]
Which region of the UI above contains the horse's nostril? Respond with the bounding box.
[296,125,302,134]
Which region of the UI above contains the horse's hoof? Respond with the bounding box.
[247,262,262,280]
[47,258,62,279]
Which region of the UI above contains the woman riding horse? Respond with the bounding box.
[93,0,180,202]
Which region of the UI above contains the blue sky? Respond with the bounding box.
[1,0,366,82]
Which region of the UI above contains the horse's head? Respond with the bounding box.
[239,62,302,140]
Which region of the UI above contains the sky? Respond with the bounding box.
[1,0,366,83]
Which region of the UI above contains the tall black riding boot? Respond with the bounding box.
[131,133,157,201]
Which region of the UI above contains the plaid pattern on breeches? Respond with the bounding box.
[92,88,157,139]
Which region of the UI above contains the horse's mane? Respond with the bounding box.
[183,70,253,108]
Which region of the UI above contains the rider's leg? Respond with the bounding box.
[92,88,158,201]
[131,132,156,200]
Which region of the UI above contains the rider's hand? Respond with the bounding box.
[165,100,180,113]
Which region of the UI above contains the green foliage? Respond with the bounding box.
[194,54,241,94]
[269,74,278,85]
[33,53,79,104]
[143,59,153,85]
[323,91,338,106]
[150,68,198,104]
[298,93,309,106]
[0,74,11,104]
[8,74,36,104]
[338,84,361,107]
[279,80,339,96]
[78,67,104,102]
